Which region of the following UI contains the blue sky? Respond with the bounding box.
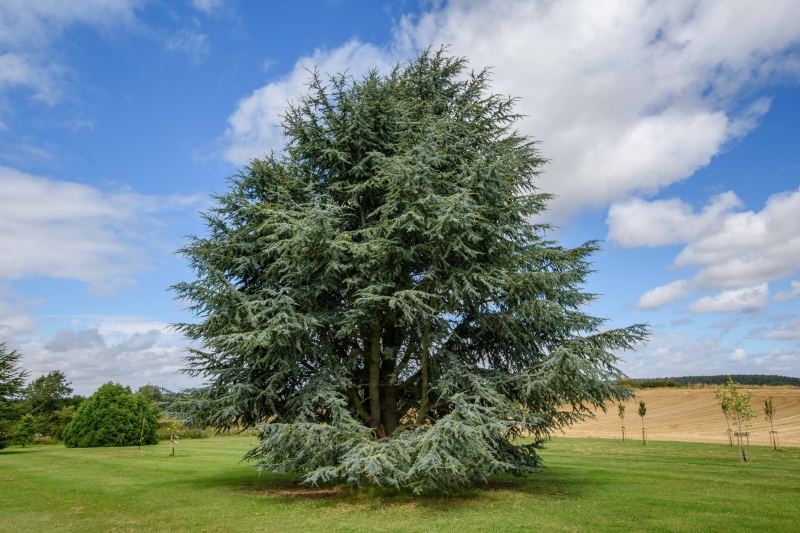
[1,0,799,394]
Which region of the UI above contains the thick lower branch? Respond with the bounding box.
[347,387,371,423]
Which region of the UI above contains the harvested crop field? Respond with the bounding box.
[561,387,800,447]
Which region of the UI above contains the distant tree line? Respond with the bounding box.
[0,342,175,448]
[618,375,800,389]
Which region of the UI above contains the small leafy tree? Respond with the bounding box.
[24,370,72,414]
[23,370,74,439]
[0,343,29,449]
[618,403,626,442]
[715,377,756,462]
[15,413,36,448]
[720,401,733,446]
[166,421,182,456]
[638,401,647,445]
[171,48,648,493]
[62,383,158,448]
[764,398,777,450]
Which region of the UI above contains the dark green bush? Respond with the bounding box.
[62,383,158,448]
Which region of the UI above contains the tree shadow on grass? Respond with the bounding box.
[214,472,588,510]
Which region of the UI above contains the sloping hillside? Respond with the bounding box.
[561,387,800,447]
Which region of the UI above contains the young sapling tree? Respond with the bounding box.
[167,421,182,456]
[715,377,756,463]
[721,402,733,446]
[618,403,626,442]
[764,398,777,450]
[638,401,647,445]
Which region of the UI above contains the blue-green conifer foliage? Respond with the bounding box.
[62,383,158,448]
[171,49,648,492]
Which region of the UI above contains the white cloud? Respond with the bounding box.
[763,319,800,341]
[623,334,726,377]
[622,333,790,376]
[613,188,800,309]
[775,280,800,302]
[191,0,224,15]
[686,284,769,313]
[224,40,394,163]
[0,166,198,291]
[0,0,142,102]
[608,192,743,248]
[166,28,210,64]
[751,348,800,373]
[223,0,800,217]
[637,280,691,309]
[0,52,60,104]
[729,348,747,361]
[20,317,197,395]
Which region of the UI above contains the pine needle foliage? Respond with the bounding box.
[170,48,648,493]
[0,342,28,449]
[0,342,28,402]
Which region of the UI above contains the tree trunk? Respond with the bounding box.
[416,315,432,426]
[368,324,382,432]
[380,354,400,436]
[736,415,746,462]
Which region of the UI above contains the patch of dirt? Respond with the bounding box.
[240,480,347,501]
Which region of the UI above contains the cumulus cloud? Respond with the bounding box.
[637,280,692,309]
[608,192,743,248]
[224,40,394,163]
[623,334,727,377]
[729,348,747,362]
[0,166,199,291]
[612,188,800,309]
[751,348,800,373]
[222,0,800,218]
[1,295,195,394]
[18,319,194,395]
[622,333,783,376]
[43,328,105,352]
[686,285,769,313]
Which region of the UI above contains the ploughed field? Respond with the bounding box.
[2,435,799,532]
[562,386,800,447]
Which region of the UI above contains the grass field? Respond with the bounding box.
[2,435,799,533]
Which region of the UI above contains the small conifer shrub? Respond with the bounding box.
[62,383,158,448]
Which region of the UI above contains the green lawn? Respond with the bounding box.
[2,435,798,532]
